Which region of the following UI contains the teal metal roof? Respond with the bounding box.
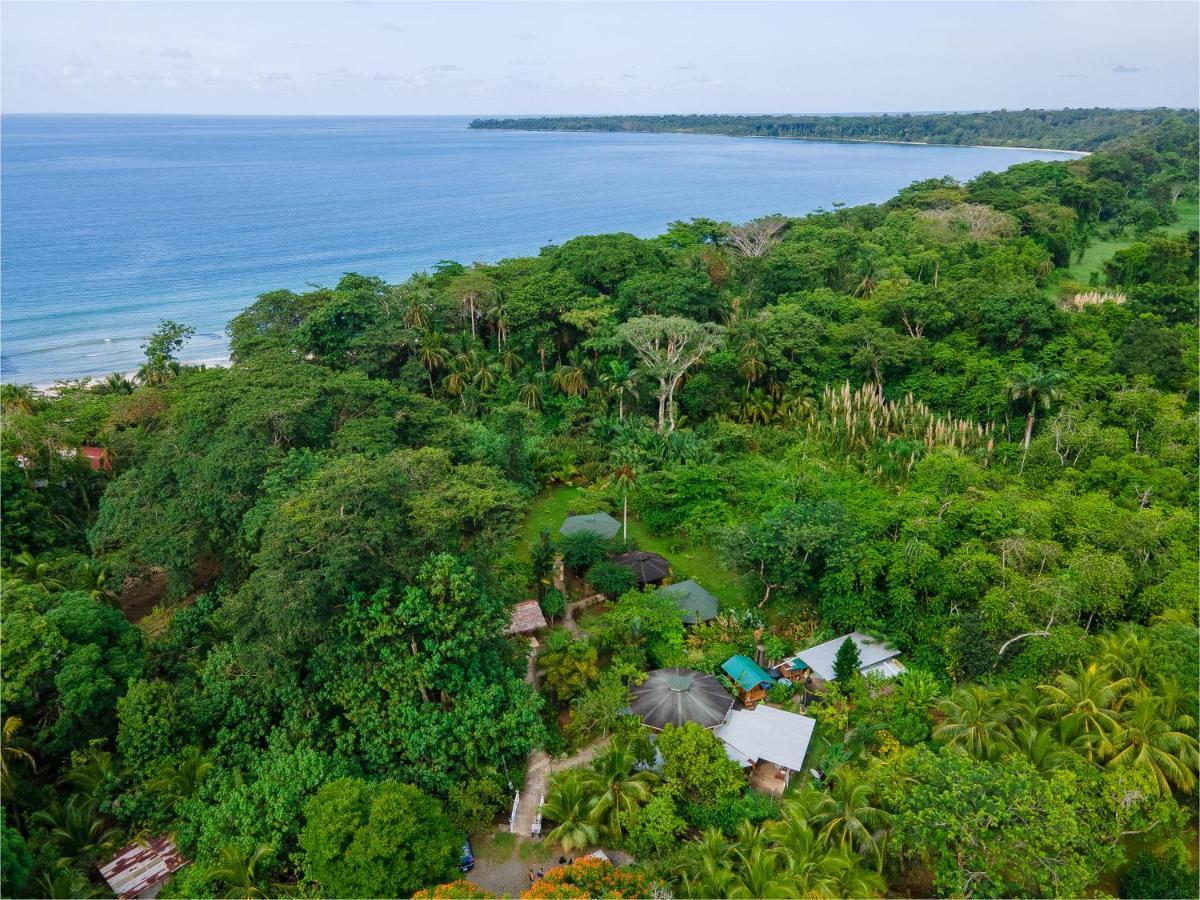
[721,655,774,693]
[657,580,719,624]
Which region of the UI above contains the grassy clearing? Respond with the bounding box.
[521,483,745,605]
[475,831,517,862]
[1063,200,1199,286]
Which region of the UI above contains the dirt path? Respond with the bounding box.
[563,593,605,637]
[510,734,610,838]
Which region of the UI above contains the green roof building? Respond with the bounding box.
[657,579,719,624]
[559,512,621,539]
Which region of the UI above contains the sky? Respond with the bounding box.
[2,1,1197,115]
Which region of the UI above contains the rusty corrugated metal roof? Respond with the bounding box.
[98,836,187,899]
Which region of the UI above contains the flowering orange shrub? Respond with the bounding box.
[520,856,653,899]
[412,880,496,899]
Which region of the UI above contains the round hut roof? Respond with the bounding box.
[612,550,670,584]
[629,667,733,731]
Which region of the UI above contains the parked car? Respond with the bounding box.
[459,839,475,873]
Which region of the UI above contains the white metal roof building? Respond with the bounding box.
[715,705,816,773]
[791,631,905,682]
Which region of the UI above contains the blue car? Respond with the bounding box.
[459,840,475,873]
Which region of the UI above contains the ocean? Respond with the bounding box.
[0,115,1076,385]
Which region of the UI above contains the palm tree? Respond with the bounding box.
[99,373,135,395]
[933,685,1015,761]
[415,332,448,394]
[578,740,656,839]
[472,358,501,395]
[500,346,524,375]
[674,828,734,900]
[442,365,468,407]
[727,845,796,899]
[516,373,544,412]
[206,844,274,899]
[736,387,776,425]
[35,864,106,899]
[1097,627,1152,688]
[31,795,120,870]
[553,349,590,398]
[811,767,891,855]
[1106,691,1199,796]
[736,336,768,390]
[1012,723,1075,773]
[1038,663,1130,761]
[148,747,213,810]
[447,269,496,339]
[598,360,639,421]
[65,750,116,799]
[541,772,599,853]
[1,716,36,799]
[11,551,64,593]
[75,559,120,607]
[484,292,509,349]
[0,383,39,415]
[401,287,433,331]
[1006,364,1063,456]
[610,447,639,542]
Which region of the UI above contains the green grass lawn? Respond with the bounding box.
[1062,200,1198,286]
[521,483,746,605]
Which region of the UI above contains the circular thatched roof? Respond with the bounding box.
[629,667,733,731]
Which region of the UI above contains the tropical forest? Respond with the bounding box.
[2,109,1198,899]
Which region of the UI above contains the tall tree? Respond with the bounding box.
[615,315,725,432]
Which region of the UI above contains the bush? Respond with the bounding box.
[559,532,609,572]
[767,681,793,705]
[540,588,565,622]
[585,561,636,598]
[1121,842,1199,900]
[446,774,508,834]
[683,792,780,834]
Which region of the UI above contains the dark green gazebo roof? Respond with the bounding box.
[657,580,719,624]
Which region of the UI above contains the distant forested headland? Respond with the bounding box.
[471,107,1200,152]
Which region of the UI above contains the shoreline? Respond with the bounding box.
[473,126,1092,156]
[31,356,232,394]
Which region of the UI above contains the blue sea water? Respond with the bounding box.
[0,115,1075,385]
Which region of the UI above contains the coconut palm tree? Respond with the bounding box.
[74,559,120,607]
[65,750,116,800]
[483,292,509,349]
[610,447,639,542]
[0,383,39,415]
[1006,364,1063,456]
[578,740,656,839]
[148,747,214,811]
[1106,691,1199,796]
[674,828,734,900]
[11,551,64,593]
[516,373,544,412]
[35,865,106,899]
[99,373,135,395]
[31,795,119,870]
[1012,723,1075,773]
[553,348,590,398]
[206,844,274,899]
[811,767,891,855]
[598,360,639,421]
[1097,627,1153,688]
[1,716,36,800]
[415,332,448,394]
[934,685,1015,761]
[1038,663,1130,761]
[541,772,599,854]
[727,845,796,899]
